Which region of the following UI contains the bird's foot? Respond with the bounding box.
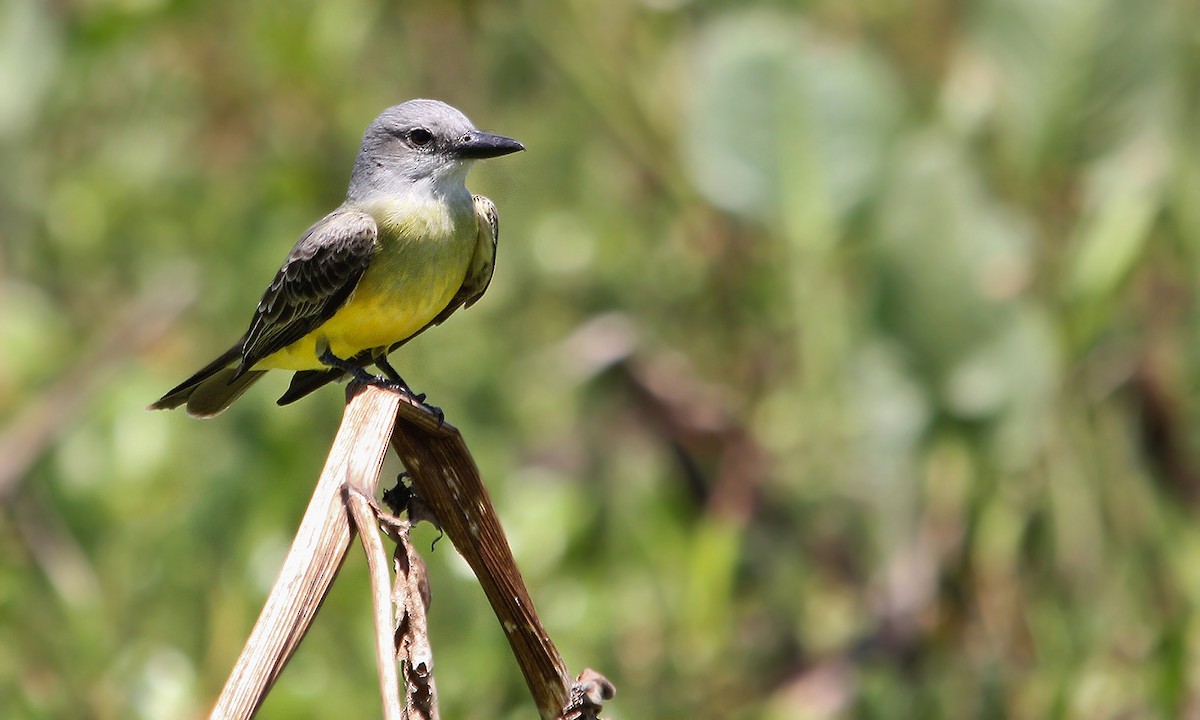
[320,348,385,387]
[321,348,444,425]
[385,383,443,426]
[423,401,445,428]
[374,354,406,386]
[375,354,443,426]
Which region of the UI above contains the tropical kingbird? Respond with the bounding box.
[150,99,523,417]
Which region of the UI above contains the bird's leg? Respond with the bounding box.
[318,347,387,387]
[374,354,413,394]
[374,353,444,426]
[318,348,443,424]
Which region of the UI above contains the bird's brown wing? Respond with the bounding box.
[275,195,499,406]
[150,207,378,415]
[236,207,379,376]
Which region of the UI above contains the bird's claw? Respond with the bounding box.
[321,348,442,426]
[424,402,445,427]
[382,385,443,426]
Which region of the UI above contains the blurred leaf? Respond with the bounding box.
[0,0,59,139]
[871,131,1034,392]
[684,10,902,234]
[1065,131,1167,304]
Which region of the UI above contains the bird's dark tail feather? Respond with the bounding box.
[149,342,265,418]
[276,367,346,406]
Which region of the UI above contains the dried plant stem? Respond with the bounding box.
[209,384,611,719]
[346,488,405,720]
[390,401,576,719]
[390,513,438,720]
[210,386,400,719]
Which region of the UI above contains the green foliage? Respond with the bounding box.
[3,0,1200,717]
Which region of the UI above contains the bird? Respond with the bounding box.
[150,99,523,417]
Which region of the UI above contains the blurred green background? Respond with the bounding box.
[3,0,1200,718]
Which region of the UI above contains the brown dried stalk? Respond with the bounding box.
[209,384,612,719]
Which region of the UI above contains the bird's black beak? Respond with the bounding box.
[453,130,525,159]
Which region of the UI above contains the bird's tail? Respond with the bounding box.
[149,342,266,418]
[276,367,345,406]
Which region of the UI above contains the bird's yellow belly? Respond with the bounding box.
[256,267,464,371]
[255,204,475,372]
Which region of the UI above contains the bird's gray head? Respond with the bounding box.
[347,99,523,201]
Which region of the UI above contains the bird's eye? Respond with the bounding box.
[408,128,433,146]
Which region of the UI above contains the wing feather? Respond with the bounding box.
[237,208,378,373]
[275,194,500,405]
